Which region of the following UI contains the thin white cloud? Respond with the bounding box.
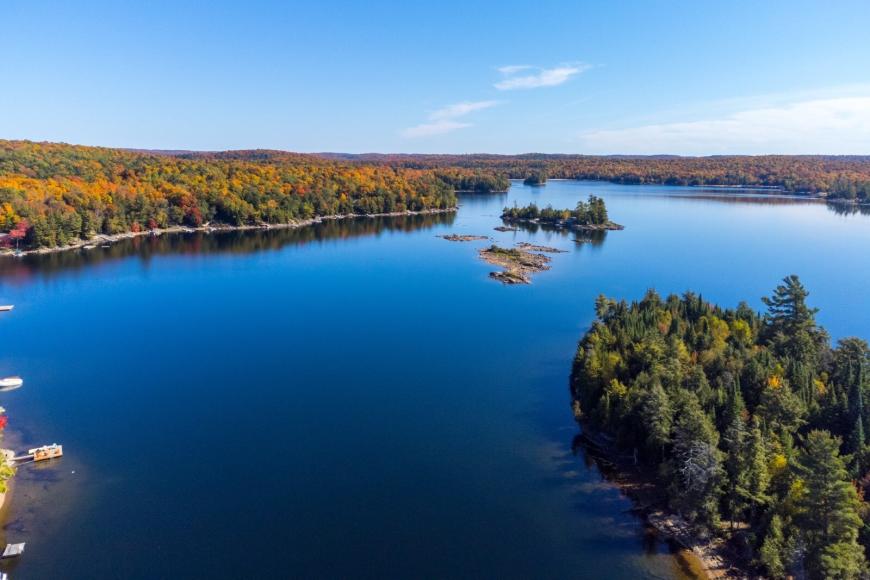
[402,119,472,138]
[495,64,589,91]
[576,96,870,155]
[497,64,533,75]
[402,100,500,138]
[429,100,499,120]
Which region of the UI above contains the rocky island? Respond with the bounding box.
[478,243,566,284]
[439,234,490,242]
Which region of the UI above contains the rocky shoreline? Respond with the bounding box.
[574,426,750,579]
[0,207,457,258]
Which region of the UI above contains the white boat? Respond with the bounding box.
[0,377,23,391]
[0,305,12,312]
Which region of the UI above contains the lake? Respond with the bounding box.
[0,180,868,579]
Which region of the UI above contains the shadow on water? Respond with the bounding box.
[0,212,455,281]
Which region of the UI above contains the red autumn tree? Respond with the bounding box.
[8,219,29,250]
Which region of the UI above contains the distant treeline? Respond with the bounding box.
[330,153,870,201]
[6,142,870,249]
[572,277,870,578]
[0,141,460,249]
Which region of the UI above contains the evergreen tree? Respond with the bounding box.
[742,416,769,522]
[760,514,787,579]
[762,275,825,370]
[762,275,818,338]
[668,391,723,526]
[722,388,748,528]
[794,430,866,579]
[640,380,672,459]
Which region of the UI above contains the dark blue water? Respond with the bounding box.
[0,180,868,579]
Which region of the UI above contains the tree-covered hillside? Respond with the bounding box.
[0,140,458,249]
[571,276,870,578]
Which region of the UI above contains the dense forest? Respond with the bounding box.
[0,141,458,249]
[502,195,611,226]
[333,153,870,200]
[571,276,870,578]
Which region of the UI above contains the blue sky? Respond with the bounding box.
[2,0,869,154]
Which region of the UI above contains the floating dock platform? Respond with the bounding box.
[1,543,24,559]
[12,444,63,463]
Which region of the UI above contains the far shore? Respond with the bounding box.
[0,207,457,258]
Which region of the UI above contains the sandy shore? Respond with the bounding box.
[0,207,458,258]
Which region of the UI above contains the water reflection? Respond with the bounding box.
[0,212,455,281]
[617,192,823,206]
[827,202,870,216]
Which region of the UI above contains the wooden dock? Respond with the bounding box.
[11,444,63,463]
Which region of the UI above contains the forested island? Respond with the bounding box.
[501,196,623,231]
[523,172,547,186]
[571,276,870,578]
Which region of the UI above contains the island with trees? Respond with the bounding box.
[501,195,624,231]
[570,276,870,578]
[523,172,548,186]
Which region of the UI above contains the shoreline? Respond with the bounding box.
[574,426,749,579]
[0,207,457,258]
[0,449,15,518]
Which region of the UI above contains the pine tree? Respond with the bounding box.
[640,380,672,459]
[762,275,824,368]
[762,275,818,337]
[722,388,748,528]
[742,416,769,522]
[760,514,787,579]
[794,430,866,579]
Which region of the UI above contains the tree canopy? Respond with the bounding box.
[0,140,459,249]
[571,276,870,578]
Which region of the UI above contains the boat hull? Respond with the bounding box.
[0,378,23,390]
